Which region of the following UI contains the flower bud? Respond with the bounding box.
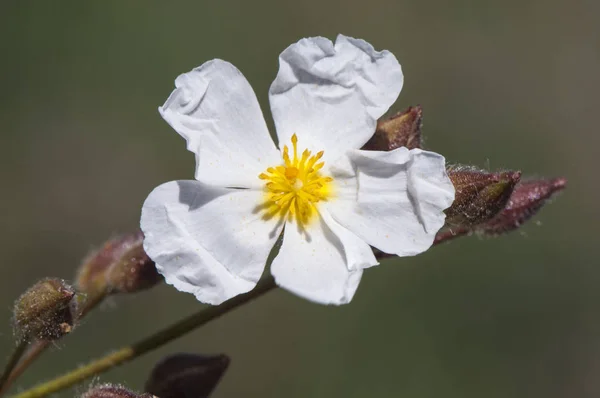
[13,278,77,342]
[76,230,161,296]
[145,353,230,398]
[106,239,161,294]
[363,105,423,151]
[478,177,567,235]
[76,237,133,296]
[80,384,154,398]
[445,167,521,227]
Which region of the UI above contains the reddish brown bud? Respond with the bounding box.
[145,353,230,398]
[76,230,161,296]
[106,239,162,294]
[13,278,77,342]
[445,167,521,227]
[478,177,567,235]
[374,175,565,252]
[76,235,138,295]
[363,105,423,151]
[80,384,154,398]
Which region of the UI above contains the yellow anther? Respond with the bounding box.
[292,141,298,162]
[285,167,299,180]
[258,134,334,227]
[282,146,291,166]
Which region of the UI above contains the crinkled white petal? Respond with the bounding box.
[159,59,280,188]
[269,34,403,163]
[271,215,365,305]
[141,180,282,305]
[326,148,455,257]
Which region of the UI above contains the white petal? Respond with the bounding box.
[160,59,280,188]
[320,208,379,271]
[269,34,403,162]
[271,215,364,305]
[141,180,283,305]
[326,148,455,257]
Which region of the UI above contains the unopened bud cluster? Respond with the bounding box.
[13,278,77,342]
[367,107,566,246]
[11,231,161,345]
[76,230,162,296]
[438,170,567,241]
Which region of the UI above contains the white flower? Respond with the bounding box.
[141,35,455,306]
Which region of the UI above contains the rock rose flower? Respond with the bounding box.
[141,35,455,305]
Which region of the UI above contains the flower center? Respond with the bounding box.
[259,134,333,227]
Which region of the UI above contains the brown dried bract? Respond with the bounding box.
[363,105,423,151]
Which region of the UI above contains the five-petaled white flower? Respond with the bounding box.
[141,35,455,305]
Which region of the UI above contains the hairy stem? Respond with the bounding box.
[11,276,277,398]
[0,342,28,391]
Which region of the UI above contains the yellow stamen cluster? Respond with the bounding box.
[259,134,333,226]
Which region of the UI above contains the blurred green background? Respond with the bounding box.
[0,1,597,397]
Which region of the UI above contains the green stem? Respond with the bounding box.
[0,341,47,397]
[0,341,29,391]
[11,276,277,398]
